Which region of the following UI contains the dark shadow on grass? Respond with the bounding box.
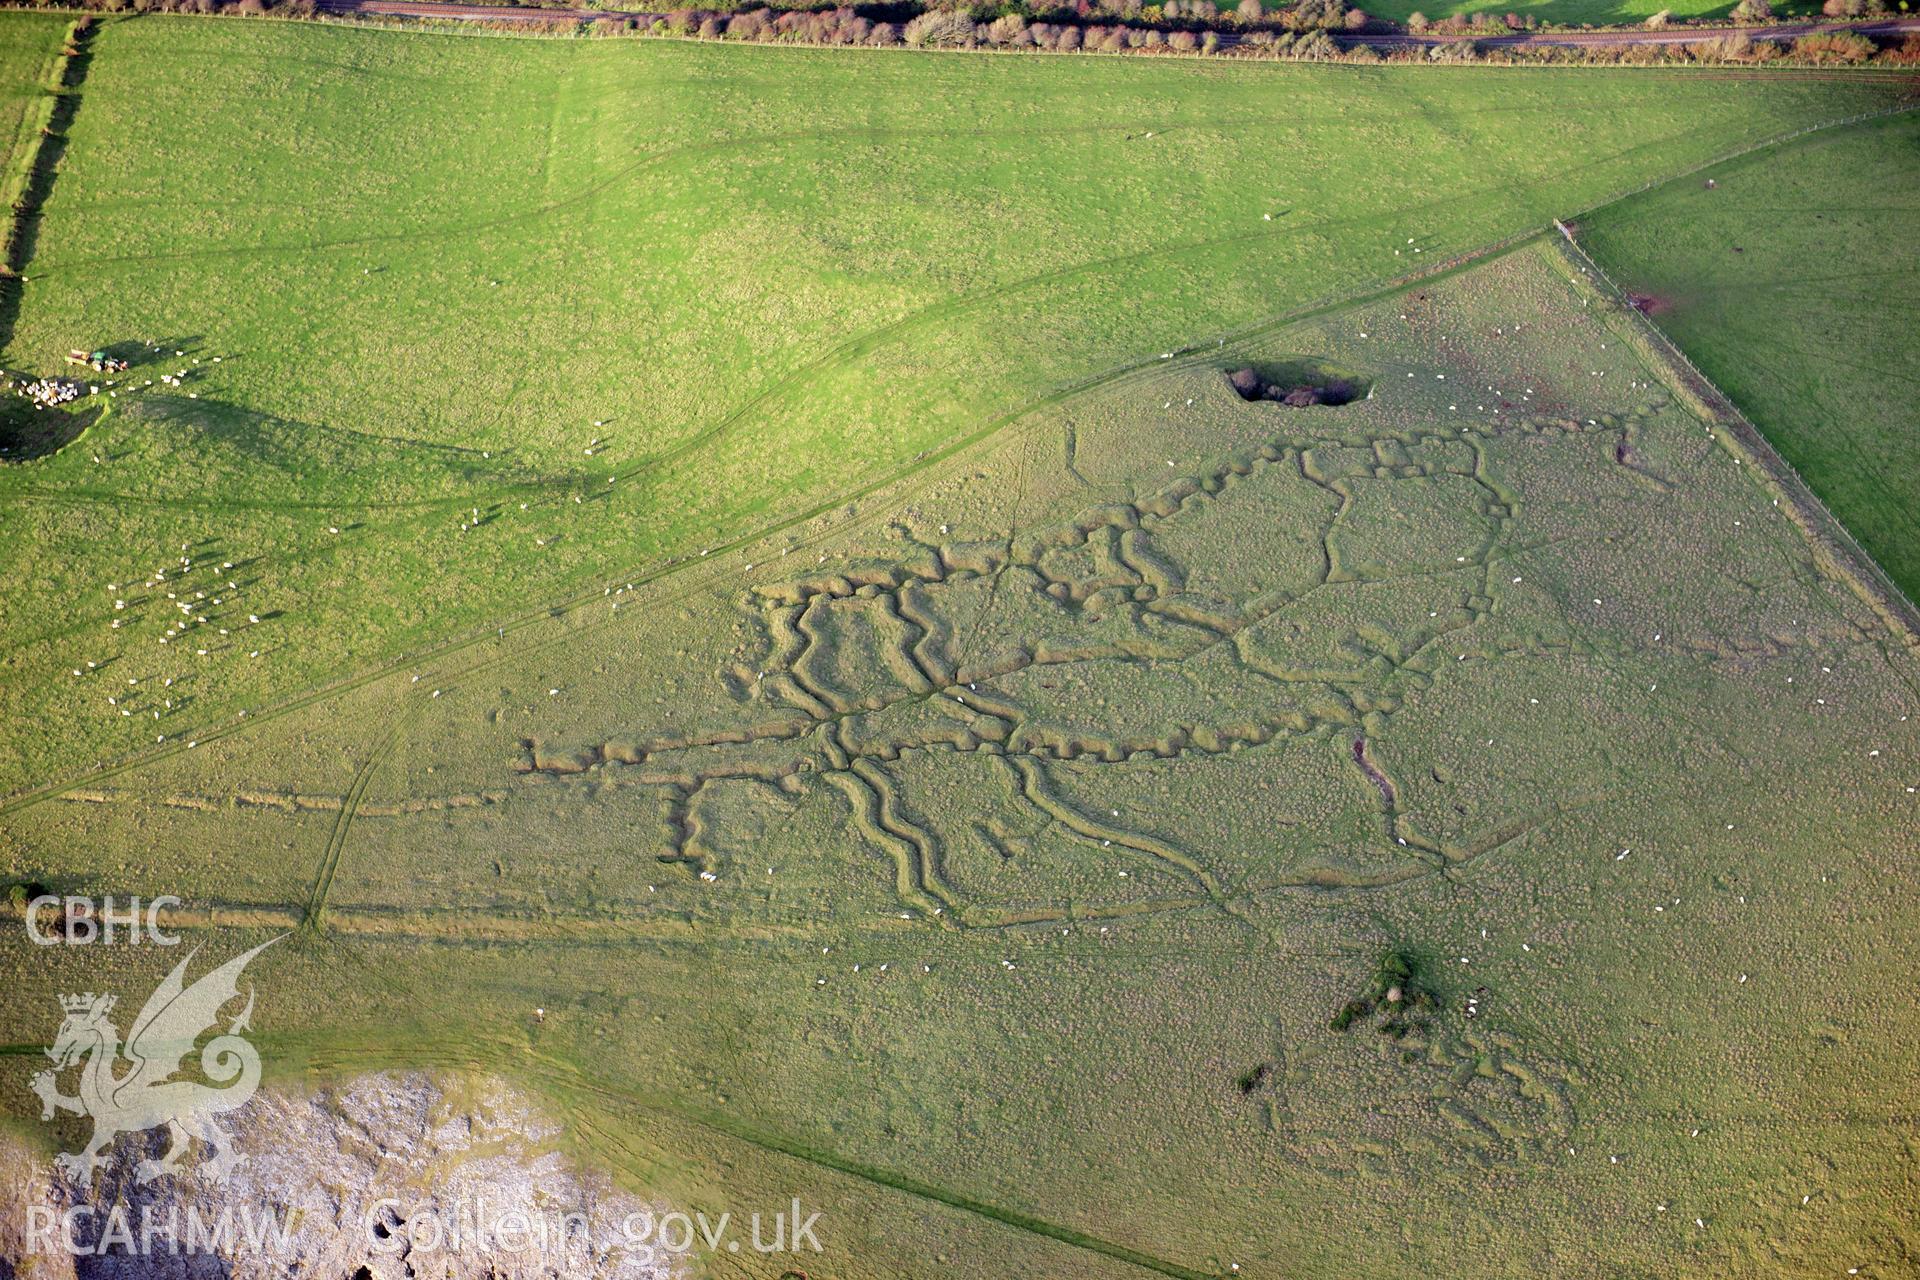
[0,18,97,355]
[109,335,207,369]
[1225,358,1370,407]
[0,398,99,461]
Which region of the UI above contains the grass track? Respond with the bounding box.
[300,717,403,929]
[0,222,1536,818]
[2,26,1919,1280]
[1,23,1907,791]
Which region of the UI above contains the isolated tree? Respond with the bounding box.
[904,8,977,45]
[1729,0,1773,23]
[1691,30,1752,56]
[1406,10,1429,29]
[1793,29,1875,57]
[1285,0,1346,28]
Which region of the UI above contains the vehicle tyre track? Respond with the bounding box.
[301,719,402,930]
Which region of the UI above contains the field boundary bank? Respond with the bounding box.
[0,101,1907,815]
[0,227,1542,817]
[1557,100,1920,657]
[1562,98,1920,227]
[0,15,90,352]
[1551,223,1920,658]
[0,20,62,214]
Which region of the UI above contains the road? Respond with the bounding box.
[1359,15,1920,48]
[312,0,1920,50]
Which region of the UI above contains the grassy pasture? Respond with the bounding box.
[0,18,1917,1278]
[0,14,67,214]
[4,236,1918,1278]
[1580,109,1920,607]
[0,16,1909,795]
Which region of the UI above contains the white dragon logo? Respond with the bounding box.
[28,938,280,1188]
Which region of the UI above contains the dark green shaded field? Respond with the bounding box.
[1582,110,1920,607]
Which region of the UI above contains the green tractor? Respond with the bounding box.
[65,348,128,373]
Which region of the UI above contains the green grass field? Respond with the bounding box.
[6,233,1918,1278]
[1581,110,1920,607]
[0,15,74,218]
[0,17,1908,795]
[1,15,1917,1280]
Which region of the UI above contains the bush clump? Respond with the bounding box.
[1330,950,1440,1036]
[904,8,977,46]
[1227,365,1360,405]
[1283,0,1347,29]
[1793,30,1875,60]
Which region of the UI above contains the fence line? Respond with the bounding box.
[1562,99,1919,232]
[1552,221,1920,656]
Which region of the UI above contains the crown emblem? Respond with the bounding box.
[33,938,281,1189]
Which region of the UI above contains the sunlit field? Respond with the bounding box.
[2,15,1916,1279]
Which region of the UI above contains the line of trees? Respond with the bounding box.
[19,0,322,15]
[635,0,1359,46]
[28,0,1919,67]
[631,3,1915,65]
[1407,10,1542,32]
